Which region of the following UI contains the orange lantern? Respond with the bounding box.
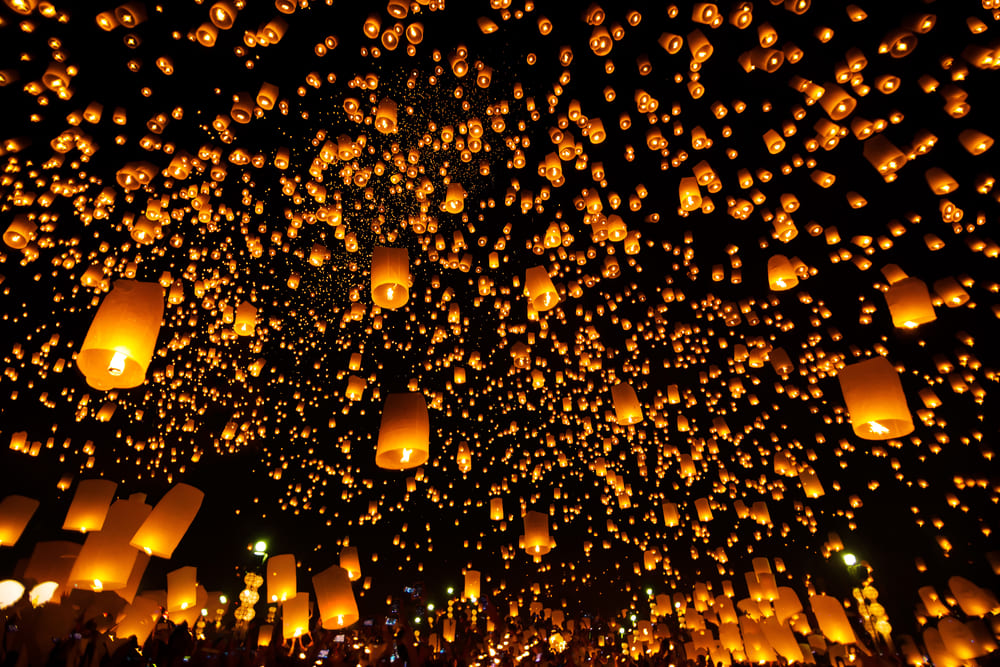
[885,277,936,328]
[611,382,643,425]
[266,554,297,603]
[63,479,117,533]
[68,494,152,592]
[838,357,913,440]
[234,301,257,336]
[521,510,554,558]
[129,483,204,558]
[167,566,197,612]
[371,247,410,309]
[339,546,362,581]
[464,570,481,601]
[767,255,798,290]
[77,280,164,390]
[524,266,559,311]
[0,495,40,547]
[375,392,430,469]
[313,564,359,629]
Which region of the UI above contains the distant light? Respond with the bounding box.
[645,588,653,597]
[219,595,227,604]
[253,540,268,555]
[843,553,857,566]
[414,617,421,624]
[427,603,435,611]
[447,587,454,595]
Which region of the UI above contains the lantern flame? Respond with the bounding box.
[868,421,890,435]
[401,448,412,463]
[108,349,128,376]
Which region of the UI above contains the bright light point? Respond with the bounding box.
[108,350,128,376]
[427,603,434,611]
[447,587,454,595]
[646,588,653,596]
[253,540,268,555]
[414,617,421,624]
[92,579,103,591]
[843,553,857,566]
[400,448,412,463]
[903,321,918,329]
[868,421,890,435]
[219,595,227,604]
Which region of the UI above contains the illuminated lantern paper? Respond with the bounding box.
[166,566,197,612]
[611,382,643,425]
[948,576,999,616]
[282,594,310,640]
[442,618,456,643]
[0,581,26,609]
[24,541,81,589]
[760,617,804,663]
[810,594,859,645]
[339,546,361,581]
[63,479,117,533]
[520,510,554,558]
[838,357,913,440]
[313,565,358,629]
[923,628,963,667]
[375,392,430,470]
[490,497,504,521]
[938,618,985,659]
[266,554,297,602]
[767,255,798,290]
[76,280,164,390]
[0,495,40,547]
[885,277,936,328]
[371,247,410,310]
[918,586,950,617]
[3,215,37,249]
[464,569,481,601]
[68,494,152,592]
[113,595,161,644]
[234,301,257,336]
[524,266,559,312]
[129,483,204,558]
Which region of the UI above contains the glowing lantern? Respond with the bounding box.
[767,255,798,290]
[885,277,936,328]
[282,595,310,640]
[313,564,359,629]
[948,576,999,616]
[167,566,197,612]
[63,479,117,533]
[3,216,36,249]
[521,510,554,558]
[444,183,465,213]
[0,581,25,609]
[0,495,40,546]
[266,554,297,602]
[662,503,680,526]
[933,278,969,307]
[68,494,152,592]
[113,595,161,644]
[679,177,702,211]
[490,498,504,521]
[339,546,361,581]
[234,301,257,336]
[524,266,559,311]
[818,84,856,120]
[24,541,81,589]
[938,618,985,659]
[464,570,481,601]
[375,392,429,470]
[611,382,643,425]
[760,617,804,663]
[838,357,913,440]
[375,98,398,134]
[77,280,164,390]
[442,618,457,642]
[371,247,410,309]
[810,595,859,645]
[923,628,963,667]
[129,483,203,558]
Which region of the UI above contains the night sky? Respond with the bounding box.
[1,0,998,639]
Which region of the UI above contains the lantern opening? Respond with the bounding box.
[108,349,128,376]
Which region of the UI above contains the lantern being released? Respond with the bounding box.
[76,280,165,390]
[520,510,555,560]
[339,546,361,581]
[838,357,914,440]
[611,382,643,425]
[129,483,204,558]
[371,247,410,309]
[62,479,118,533]
[375,392,430,469]
[885,276,936,328]
[0,495,40,547]
[313,564,359,629]
[524,266,559,311]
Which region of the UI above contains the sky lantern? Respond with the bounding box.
[313,564,358,629]
[266,553,297,602]
[885,277,936,329]
[62,479,117,533]
[766,255,798,290]
[167,566,198,612]
[76,280,165,390]
[370,247,410,310]
[838,357,914,440]
[129,483,204,558]
[520,510,554,560]
[611,382,643,425]
[464,569,481,601]
[0,495,40,547]
[339,546,361,581]
[524,266,559,311]
[810,594,860,645]
[234,301,257,336]
[23,541,81,590]
[281,594,310,640]
[375,392,429,470]
[948,576,999,616]
[68,494,151,592]
[3,216,36,249]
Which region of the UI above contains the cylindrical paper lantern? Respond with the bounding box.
[490,497,504,521]
[68,494,152,591]
[464,569,481,601]
[838,357,913,439]
[234,301,257,336]
[77,280,164,390]
[524,266,559,311]
[885,277,936,328]
[63,479,117,533]
[375,392,429,469]
[521,510,554,557]
[313,565,358,629]
[112,595,161,643]
[129,483,204,558]
[767,255,798,290]
[282,594,310,640]
[266,553,297,603]
[0,495,40,546]
[611,382,643,425]
[339,546,361,581]
[371,247,410,309]
[167,566,197,612]
[810,594,858,645]
[938,618,985,659]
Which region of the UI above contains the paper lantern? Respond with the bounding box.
[444,183,465,213]
[266,553,297,602]
[339,546,361,581]
[0,495,40,546]
[938,618,985,659]
[885,277,936,328]
[524,266,559,311]
[282,594,311,640]
[0,581,25,609]
[918,586,951,617]
[490,497,504,521]
[63,479,117,533]
[923,628,963,667]
[113,595,161,644]
[234,301,257,336]
[611,382,643,425]
[129,483,204,558]
[760,617,802,663]
[375,392,430,469]
[464,569,481,601]
[68,494,152,592]
[371,247,410,309]
[948,576,999,616]
[679,177,702,211]
[167,566,197,612]
[810,594,858,645]
[77,280,164,390]
[313,564,358,629]
[838,356,914,439]
[24,541,81,588]
[818,83,856,120]
[374,98,398,134]
[3,215,37,249]
[767,255,798,290]
[933,277,969,307]
[257,624,273,647]
[662,502,680,527]
[521,510,554,558]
